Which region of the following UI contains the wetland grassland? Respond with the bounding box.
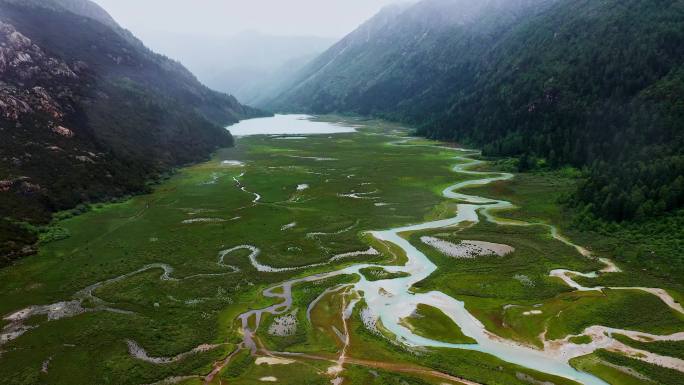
[0,116,682,385]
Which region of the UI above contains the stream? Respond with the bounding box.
[3,117,682,384]
[231,144,616,385]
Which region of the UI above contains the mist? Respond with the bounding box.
[91,0,399,44]
[90,0,399,102]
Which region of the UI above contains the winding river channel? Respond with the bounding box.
[225,120,682,385]
[231,142,608,385]
[3,116,682,384]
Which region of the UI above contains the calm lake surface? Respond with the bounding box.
[226,114,357,136]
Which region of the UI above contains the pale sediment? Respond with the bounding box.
[126,340,223,364]
[420,237,514,258]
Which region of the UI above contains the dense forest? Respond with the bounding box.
[0,0,265,265]
[270,0,684,223]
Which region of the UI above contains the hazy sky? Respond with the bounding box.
[92,0,399,39]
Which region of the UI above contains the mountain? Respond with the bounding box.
[270,0,684,222]
[141,30,335,106]
[0,0,265,265]
[267,0,543,115]
[207,49,327,107]
[202,32,335,106]
[252,54,325,106]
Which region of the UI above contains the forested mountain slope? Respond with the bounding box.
[269,0,553,119]
[271,0,684,222]
[0,0,265,264]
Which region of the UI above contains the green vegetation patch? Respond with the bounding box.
[359,267,410,281]
[570,354,652,385]
[568,335,593,345]
[399,304,476,344]
[344,366,434,385]
[613,334,684,360]
[572,350,684,385]
[546,289,684,340]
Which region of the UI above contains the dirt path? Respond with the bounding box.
[258,349,481,385]
[344,357,481,385]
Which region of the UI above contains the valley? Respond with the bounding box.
[1,1,683,384]
[1,116,682,385]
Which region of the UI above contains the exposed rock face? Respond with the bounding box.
[0,22,76,132]
[51,125,73,137]
[0,22,77,80]
[0,180,13,192]
[0,90,32,120]
[0,176,40,194]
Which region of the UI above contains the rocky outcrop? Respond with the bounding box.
[0,22,77,135]
[0,176,41,194]
[0,90,32,120]
[0,180,13,192]
[0,22,77,80]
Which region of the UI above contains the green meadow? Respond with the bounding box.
[399,304,476,345]
[1,117,682,385]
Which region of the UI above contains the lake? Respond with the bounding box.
[226,114,357,136]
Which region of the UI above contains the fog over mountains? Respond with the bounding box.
[142,30,335,105]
